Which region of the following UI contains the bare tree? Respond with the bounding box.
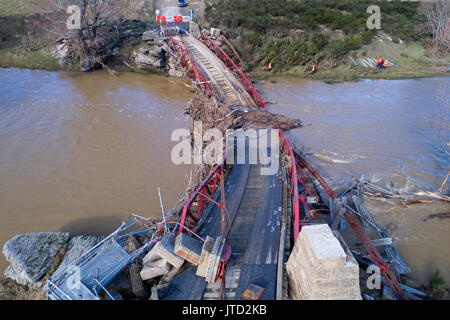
[420,0,450,55]
[27,0,122,69]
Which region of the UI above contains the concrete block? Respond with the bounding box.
[313,279,340,290]
[287,224,361,300]
[196,236,215,277]
[156,234,185,269]
[174,233,203,265]
[340,278,360,288]
[300,225,347,268]
[143,242,161,265]
[140,259,171,280]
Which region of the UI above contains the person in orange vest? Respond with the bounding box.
[267,61,273,72]
[377,56,384,68]
[310,63,317,75]
[383,59,389,69]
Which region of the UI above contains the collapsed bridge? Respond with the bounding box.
[46,20,409,300]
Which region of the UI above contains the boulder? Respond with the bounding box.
[3,232,71,287]
[135,52,157,67]
[51,42,68,59]
[153,59,165,68]
[149,47,163,58]
[54,235,103,276]
[142,30,157,41]
[210,28,222,38]
[139,47,149,54]
[81,59,93,72]
[168,68,184,78]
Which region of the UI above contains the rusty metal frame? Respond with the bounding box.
[178,164,226,234]
[198,33,267,111]
[169,32,405,299]
[164,36,214,97]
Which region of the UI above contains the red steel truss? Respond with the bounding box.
[166,32,405,299]
[164,36,214,97]
[198,33,267,111]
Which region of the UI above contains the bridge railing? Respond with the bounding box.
[177,163,224,234]
[198,33,267,111]
[164,36,214,97]
[172,32,333,242]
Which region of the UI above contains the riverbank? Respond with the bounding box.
[249,38,449,81]
[1,38,447,82]
[1,0,448,80]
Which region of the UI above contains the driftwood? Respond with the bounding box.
[126,236,148,300]
[440,170,450,194]
[185,87,302,196]
[423,213,450,221]
[360,186,450,204]
[232,110,302,131]
[399,200,439,205]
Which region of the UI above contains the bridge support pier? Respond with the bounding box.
[286,224,362,300]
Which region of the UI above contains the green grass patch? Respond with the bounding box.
[0,0,30,17]
[0,46,61,70]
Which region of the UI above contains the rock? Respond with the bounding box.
[81,59,93,72]
[153,59,165,68]
[51,42,68,59]
[54,235,103,276]
[149,47,163,58]
[168,68,184,78]
[210,28,222,38]
[139,47,149,54]
[142,30,157,41]
[135,52,157,67]
[3,232,71,288]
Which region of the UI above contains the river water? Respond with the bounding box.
[0,69,448,286]
[0,68,192,275]
[260,76,449,285]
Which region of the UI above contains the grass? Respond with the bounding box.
[0,46,61,70]
[0,0,29,17]
[249,37,449,81]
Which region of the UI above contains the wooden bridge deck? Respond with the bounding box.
[159,35,285,300]
[159,159,284,300]
[183,35,255,108]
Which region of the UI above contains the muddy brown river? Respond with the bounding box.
[0,68,192,275]
[0,69,448,286]
[260,76,449,285]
